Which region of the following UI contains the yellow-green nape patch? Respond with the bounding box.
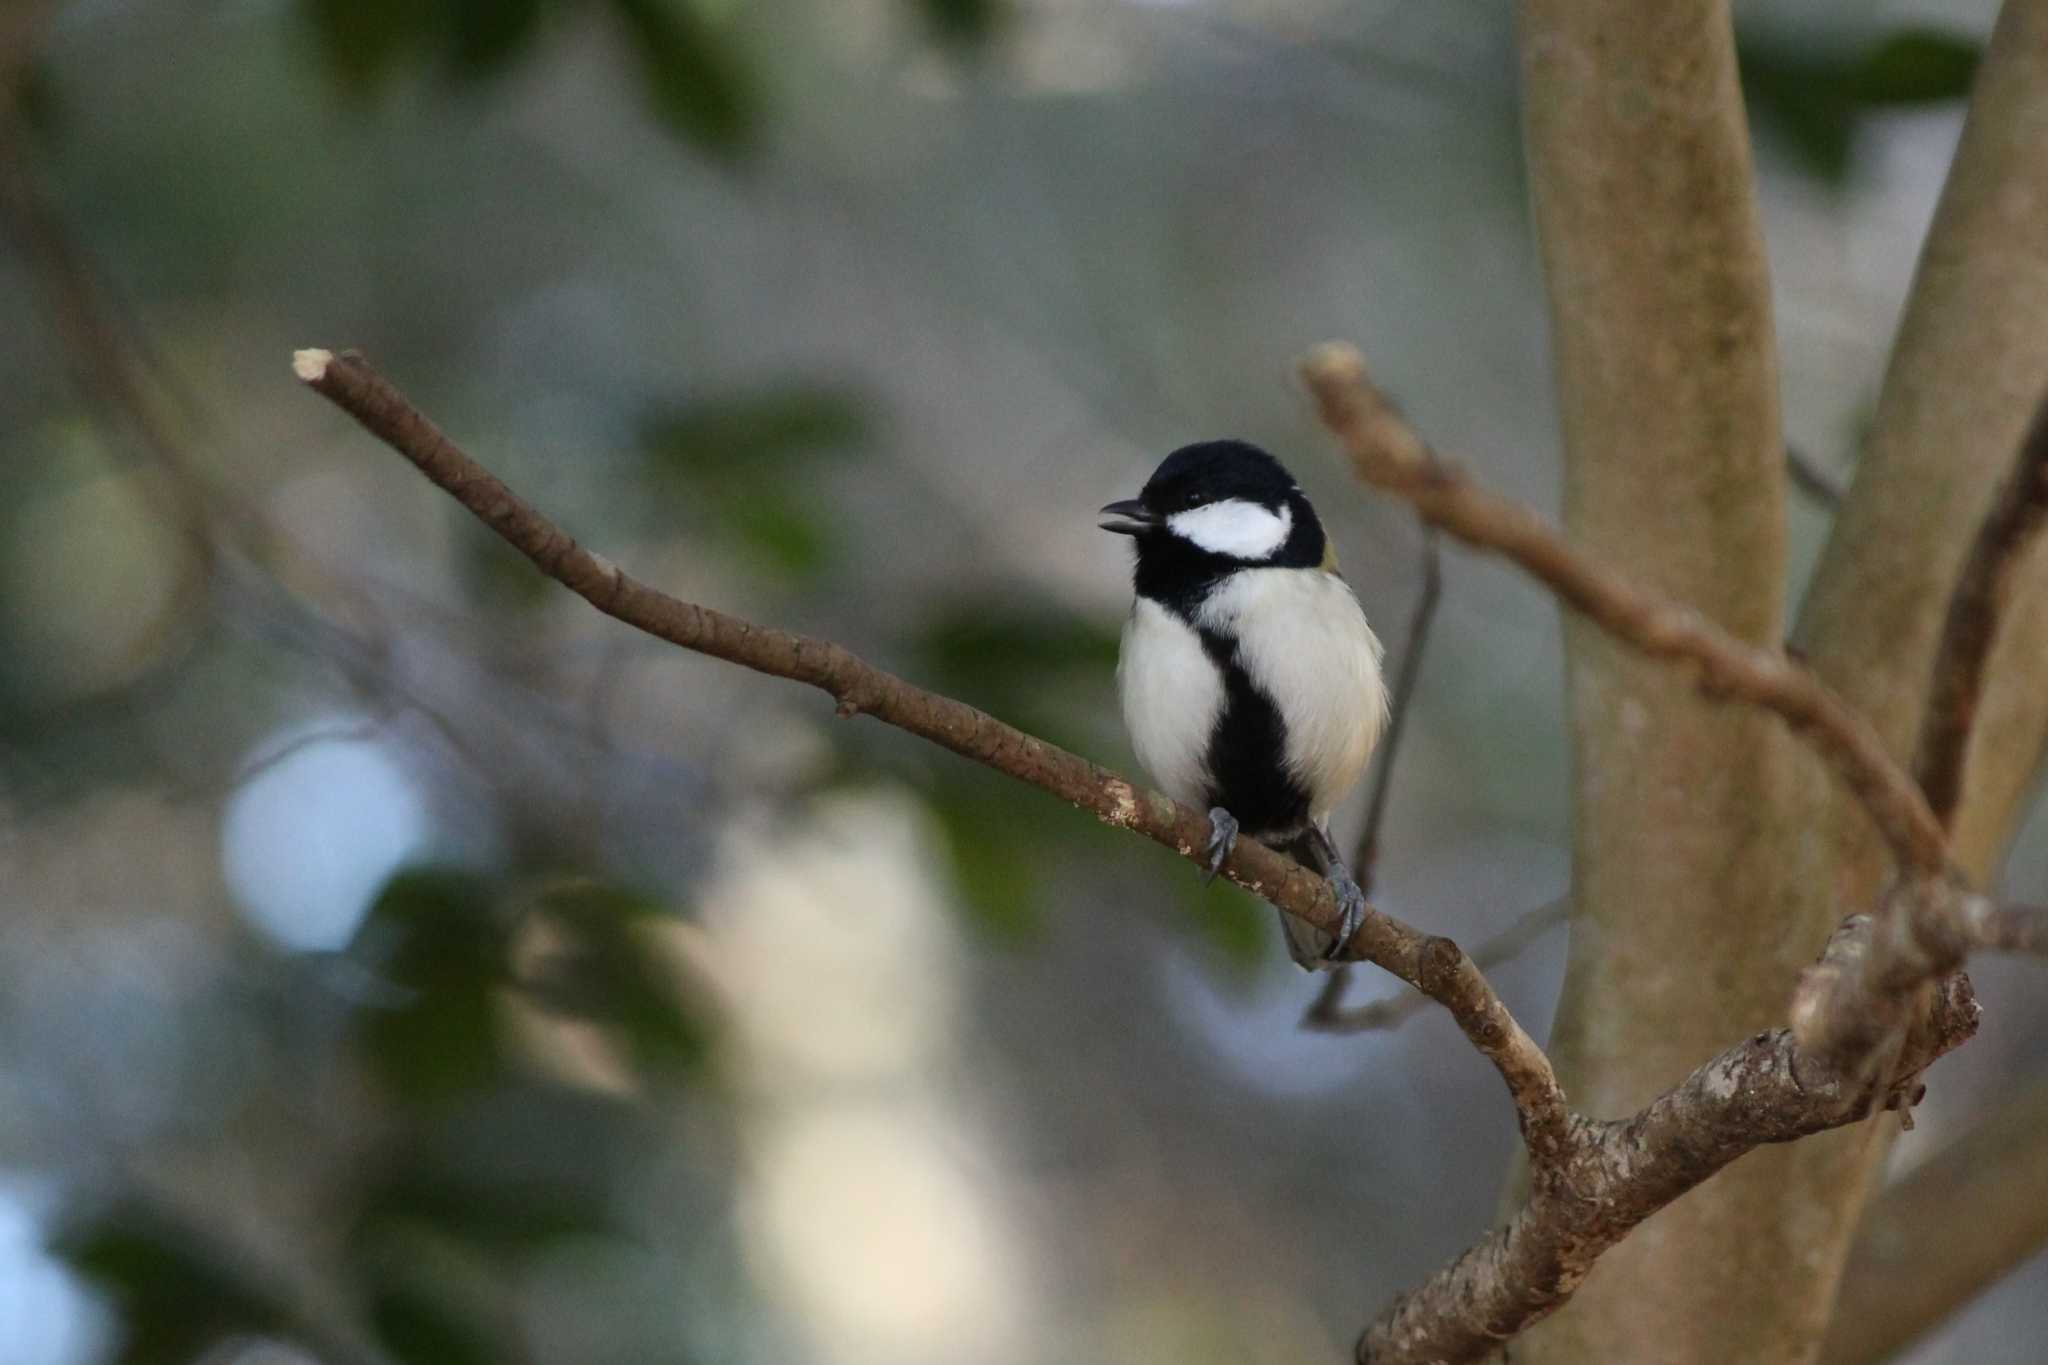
[1320,536,1341,573]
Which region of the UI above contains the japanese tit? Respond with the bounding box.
[1100,440,1389,968]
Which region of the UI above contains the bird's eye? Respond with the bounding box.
[1181,492,1203,509]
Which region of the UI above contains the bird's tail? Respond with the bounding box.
[1271,826,1339,969]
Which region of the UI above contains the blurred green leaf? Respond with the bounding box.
[16,59,62,137]
[362,1166,616,1254]
[447,0,553,76]
[1741,25,1980,181]
[370,1280,503,1365]
[58,1214,282,1365]
[915,0,1010,50]
[456,514,556,610]
[354,870,510,1103]
[537,882,714,1077]
[300,0,435,92]
[608,0,760,159]
[1175,877,1270,972]
[641,385,871,477]
[928,786,1045,941]
[1847,29,1980,103]
[912,599,1120,746]
[720,485,835,578]
[641,383,871,582]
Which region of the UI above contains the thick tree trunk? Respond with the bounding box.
[1788,1,2048,1352]
[1510,4,1836,1361]
[1515,4,2048,1361]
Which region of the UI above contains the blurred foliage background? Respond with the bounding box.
[1,1,2044,1362]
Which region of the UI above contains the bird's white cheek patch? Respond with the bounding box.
[1167,499,1293,559]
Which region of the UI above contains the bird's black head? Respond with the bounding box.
[1100,440,1331,606]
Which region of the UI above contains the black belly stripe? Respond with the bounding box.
[1195,627,1310,839]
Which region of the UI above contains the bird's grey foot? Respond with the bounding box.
[1326,865,1368,962]
[1202,807,1240,885]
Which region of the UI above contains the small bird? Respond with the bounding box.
[1100,440,1389,968]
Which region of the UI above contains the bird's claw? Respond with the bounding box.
[1202,807,1239,886]
[1326,867,1367,962]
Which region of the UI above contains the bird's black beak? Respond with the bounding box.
[1098,498,1159,536]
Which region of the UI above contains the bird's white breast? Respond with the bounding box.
[1196,568,1389,820]
[1118,597,1223,808]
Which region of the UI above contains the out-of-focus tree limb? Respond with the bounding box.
[1913,395,2048,830]
[1299,343,1946,879]
[1820,1082,2048,1365]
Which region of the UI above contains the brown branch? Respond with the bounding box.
[1360,974,1979,1365]
[1819,1081,2048,1365]
[1305,530,1443,1027]
[1298,342,1950,880]
[291,346,1572,1158]
[1913,390,2048,829]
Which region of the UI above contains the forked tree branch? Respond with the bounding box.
[1298,342,1950,880]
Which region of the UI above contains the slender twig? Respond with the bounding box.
[293,346,1572,1156]
[1309,898,1568,1035]
[1299,342,1950,879]
[1912,390,2048,828]
[1305,530,1442,1026]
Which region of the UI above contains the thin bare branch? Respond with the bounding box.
[1299,342,1950,879]
[1307,897,1567,1035]
[292,346,1572,1156]
[1305,530,1443,1026]
[1913,390,2048,828]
